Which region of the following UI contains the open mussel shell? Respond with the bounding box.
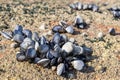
[65,26,74,34]
[22,29,32,38]
[16,52,26,62]
[57,63,65,76]
[71,60,84,70]
[13,34,24,43]
[26,47,36,59]
[0,31,12,40]
[52,25,66,33]
[37,58,50,67]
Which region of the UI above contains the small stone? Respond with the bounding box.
[39,23,47,30]
[81,32,88,37]
[10,42,19,48]
[62,42,73,55]
[47,30,53,36]
[97,32,104,39]
[71,60,84,70]
[52,66,57,71]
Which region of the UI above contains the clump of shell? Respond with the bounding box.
[0,25,93,77]
[69,2,100,12]
[108,6,120,19]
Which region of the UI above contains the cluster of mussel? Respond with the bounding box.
[69,2,99,12]
[52,15,86,34]
[0,25,92,76]
[108,6,120,19]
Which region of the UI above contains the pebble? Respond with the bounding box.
[10,42,19,48]
[39,23,47,30]
[97,32,104,39]
[71,60,84,70]
[62,42,73,55]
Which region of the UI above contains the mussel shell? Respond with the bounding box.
[88,4,93,10]
[14,24,23,32]
[49,50,61,58]
[54,44,62,53]
[20,38,35,50]
[22,29,32,38]
[13,25,23,35]
[74,15,84,25]
[40,36,47,45]
[83,4,88,10]
[60,34,68,43]
[73,45,84,56]
[50,58,57,66]
[37,58,50,67]
[57,57,63,64]
[76,2,83,10]
[16,52,26,62]
[65,26,74,34]
[35,41,40,51]
[52,25,65,33]
[32,32,40,41]
[108,28,116,35]
[39,44,49,54]
[69,3,76,9]
[46,50,54,59]
[33,57,41,64]
[0,31,12,40]
[13,34,24,43]
[92,5,99,12]
[57,63,65,76]
[59,20,68,27]
[52,33,61,44]
[26,47,36,59]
